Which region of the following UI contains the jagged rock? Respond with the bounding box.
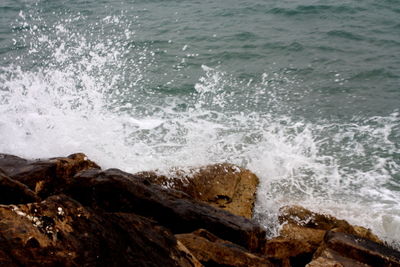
[308,248,371,267]
[314,231,400,267]
[263,237,314,267]
[280,223,325,248]
[352,226,382,245]
[176,240,204,267]
[278,205,382,244]
[64,168,267,252]
[0,194,201,266]
[0,153,100,197]
[176,229,274,267]
[137,163,259,219]
[0,169,40,204]
[275,206,387,266]
[279,205,356,232]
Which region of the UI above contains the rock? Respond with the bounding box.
[0,169,40,204]
[313,231,400,267]
[108,212,201,267]
[279,205,355,232]
[65,168,267,252]
[308,248,371,267]
[352,226,382,245]
[176,240,204,267]
[0,153,100,197]
[0,194,201,266]
[279,223,325,248]
[278,205,382,244]
[176,229,274,267]
[137,163,259,219]
[263,237,314,267]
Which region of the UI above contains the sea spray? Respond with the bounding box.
[1,1,400,249]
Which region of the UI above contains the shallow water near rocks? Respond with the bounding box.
[0,0,399,248]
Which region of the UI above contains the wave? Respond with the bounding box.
[1,2,400,249]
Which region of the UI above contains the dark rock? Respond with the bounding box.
[313,231,400,267]
[0,194,200,266]
[0,169,40,204]
[138,163,259,219]
[65,168,267,252]
[176,229,274,267]
[0,153,100,197]
[263,237,314,267]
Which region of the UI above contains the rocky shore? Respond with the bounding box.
[0,153,399,266]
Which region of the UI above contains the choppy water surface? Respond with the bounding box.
[1,0,399,247]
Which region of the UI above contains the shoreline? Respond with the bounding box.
[1,152,399,266]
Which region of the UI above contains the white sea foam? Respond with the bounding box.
[1,9,400,249]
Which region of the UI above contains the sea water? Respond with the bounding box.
[1,0,399,248]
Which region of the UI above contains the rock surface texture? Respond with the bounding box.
[136,163,259,219]
[176,229,274,267]
[0,153,399,267]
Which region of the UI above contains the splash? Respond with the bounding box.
[1,6,400,248]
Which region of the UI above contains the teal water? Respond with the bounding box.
[1,0,400,246]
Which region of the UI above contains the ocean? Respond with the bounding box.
[1,0,399,247]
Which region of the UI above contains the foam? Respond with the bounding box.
[1,9,400,248]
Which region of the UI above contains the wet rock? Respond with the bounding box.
[278,205,382,244]
[279,205,355,232]
[263,237,314,267]
[108,212,201,267]
[137,163,259,219]
[176,240,204,267]
[308,248,371,267]
[176,229,274,267]
[313,231,400,267]
[65,168,267,252]
[0,169,39,204]
[0,153,100,197]
[0,194,201,266]
[279,223,325,248]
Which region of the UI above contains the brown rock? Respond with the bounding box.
[314,231,400,267]
[279,205,354,232]
[176,229,274,267]
[352,226,382,245]
[0,153,100,197]
[176,240,204,267]
[264,237,314,267]
[0,169,40,204]
[0,194,201,266]
[280,223,325,248]
[308,248,371,267]
[65,168,267,252]
[278,205,383,244]
[137,163,259,219]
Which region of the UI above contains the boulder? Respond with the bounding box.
[263,237,314,267]
[307,250,370,267]
[137,163,259,219]
[0,169,39,204]
[279,205,356,232]
[278,205,382,244]
[176,229,274,267]
[275,206,387,266]
[307,248,371,267]
[64,168,267,252]
[0,194,201,266]
[279,223,325,248]
[313,231,400,267]
[0,153,100,197]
